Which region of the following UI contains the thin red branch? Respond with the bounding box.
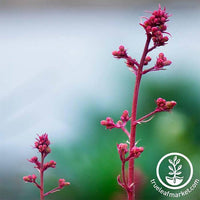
[121,161,129,191]
[44,187,60,197]
[134,109,159,125]
[121,126,130,138]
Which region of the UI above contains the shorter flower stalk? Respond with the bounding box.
[23,133,70,200]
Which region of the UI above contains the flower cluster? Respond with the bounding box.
[117,143,144,162]
[100,117,116,129]
[117,143,128,159]
[23,174,37,183]
[28,156,41,169]
[101,110,130,130]
[156,97,177,111]
[155,53,172,69]
[34,133,51,156]
[43,160,56,171]
[112,45,128,59]
[112,46,139,74]
[141,5,170,46]
[142,53,171,74]
[130,146,144,158]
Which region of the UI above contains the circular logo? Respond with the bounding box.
[156,152,193,190]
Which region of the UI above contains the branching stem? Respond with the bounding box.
[128,34,151,200]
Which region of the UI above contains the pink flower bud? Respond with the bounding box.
[156,97,166,108]
[163,36,169,42]
[112,51,118,56]
[100,117,116,129]
[49,160,56,168]
[161,17,166,23]
[59,179,70,188]
[158,53,164,59]
[28,156,38,163]
[117,143,128,156]
[119,45,125,51]
[120,110,130,122]
[163,60,172,66]
[112,46,128,59]
[146,26,152,33]
[144,56,152,65]
[165,101,177,110]
[23,176,31,182]
[23,174,37,183]
[130,146,144,158]
[152,27,158,32]
[45,147,51,154]
[156,98,176,111]
[32,174,37,181]
[116,120,123,127]
[145,56,151,62]
[28,156,41,168]
[100,120,107,126]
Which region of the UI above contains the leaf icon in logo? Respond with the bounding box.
[176,159,180,165]
[176,171,182,175]
[168,165,173,171]
[177,165,182,171]
[168,159,173,165]
[173,156,177,162]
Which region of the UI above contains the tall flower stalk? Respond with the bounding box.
[101,5,176,200]
[23,133,70,200]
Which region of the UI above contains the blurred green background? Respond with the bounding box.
[0,0,200,199]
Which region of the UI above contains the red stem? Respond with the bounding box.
[33,181,41,189]
[121,161,128,190]
[40,154,45,200]
[128,34,151,200]
[121,126,130,138]
[135,109,159,124]
[44,187,60,196]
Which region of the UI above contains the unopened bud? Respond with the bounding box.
[119,45,125,51]
[165,101,177,110]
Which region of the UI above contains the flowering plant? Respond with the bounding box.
[23,133,70,200]
[101,5,176,200]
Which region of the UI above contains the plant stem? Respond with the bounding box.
[44,187,60,196]
[40,154,44,200]
[128,34,151,200]
[122,161,128,190]
[136,110,158,124]
[121,126,130,138]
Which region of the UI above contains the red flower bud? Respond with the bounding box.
[100,117,116,129]
[59,179,70,189]
[120,110,130,122]
[130,146,144,158]
[112,45,128,59]
[156,98,176,111]
[117,143,128,157]
[165,101,177,110]
[23,174,37,183]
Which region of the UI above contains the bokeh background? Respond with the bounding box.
[0,0,200,199]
